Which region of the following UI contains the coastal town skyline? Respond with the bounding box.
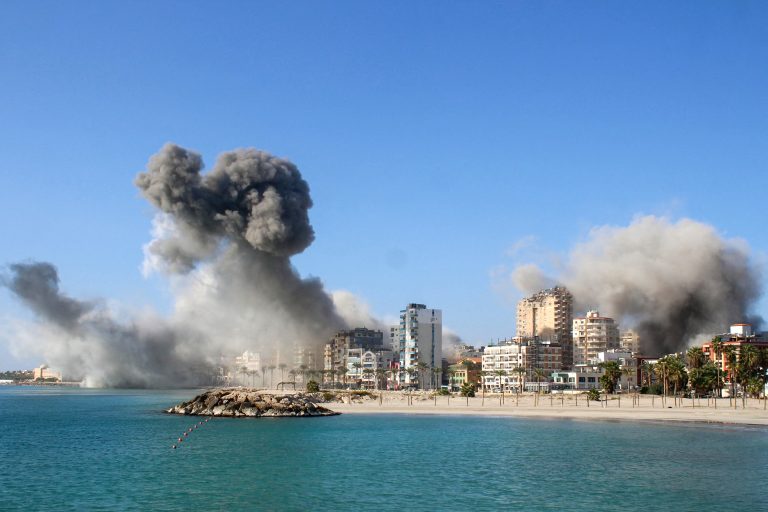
[2,2,767,372]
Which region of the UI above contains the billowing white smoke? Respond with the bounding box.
[510,216,763,355]
[1,144,369,387]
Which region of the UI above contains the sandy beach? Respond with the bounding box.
[327,392,768,426]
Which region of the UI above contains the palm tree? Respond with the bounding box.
[416,362,429,390]
[446,369,456,392]
[406,367,419,389]
[325,368,336,388]
[261,365,268,387]
[598,360,622,406]
[723,346,738,407]
[351,362,362,387]
[654,358,670,406]
[666,356,687,406]
[478,370,488,405]
[239,366,248,386]
[533,368,547,406]
[375,368,387,391]
[279,363,287,383]
[432,367,443,390]
[362,368,374,389]
[738,344,759,407]
[389,366,400,390]
[711,336,723,398]
[493,369,507,405]
[687,347,706,370]
[338,364,348,388]
[513,366,526,395]
[269,365,277,388]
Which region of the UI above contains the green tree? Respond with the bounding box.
[351,362,362,385]
[689,362,719,396]
[513,366,526,394]
[711,336,723,398]
[493,369,507,404]
[686,347,706,369]
[723,346,738,404]
[389,366,400,390]
[738,344,760,406]
[375,368,387,391]
[338,365,348,388]
[666,356,687,402]
[460,382,476,399]
[598,361,622,394]
[306,380,320,392]
[479,370,489,405]
[416,362,429,390]
[406,367,419,389]
[533,368,547,405]
[432,367,443,390]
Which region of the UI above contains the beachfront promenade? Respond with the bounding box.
[329,392,768,426]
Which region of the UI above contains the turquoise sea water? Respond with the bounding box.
[1,387,767,511]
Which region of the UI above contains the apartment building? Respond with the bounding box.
[390,303,442,389]
[517,286,574,368]
[572,310,620,365]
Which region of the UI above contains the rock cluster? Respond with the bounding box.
[165,388,340,417]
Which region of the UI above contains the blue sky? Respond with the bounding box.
[1,1,767,369]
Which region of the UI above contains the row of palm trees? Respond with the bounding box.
[635,339,768,408]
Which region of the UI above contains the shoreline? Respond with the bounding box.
[326,392,768,427]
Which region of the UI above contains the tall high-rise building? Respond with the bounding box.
[516,286,574,368]
[390,303,442,388]
[572,310,620,365]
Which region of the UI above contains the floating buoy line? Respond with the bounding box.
[171,417,211,449]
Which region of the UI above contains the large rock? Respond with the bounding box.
[165,388,340,418]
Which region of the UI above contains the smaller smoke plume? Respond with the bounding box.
[509,216,763,355]
[511,263,556,296]
[1,262,209,387]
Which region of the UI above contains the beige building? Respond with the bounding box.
[572,310,620,365]
[33,365,61,381]
[517,286,574,368]
[620,330,640,354]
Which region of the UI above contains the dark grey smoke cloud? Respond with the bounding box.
[136,144,315,270]
[2,143,350,387]
[511,216,763,356]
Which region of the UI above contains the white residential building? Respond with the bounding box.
[390,303,442,389]
[345,347,396,390]
[481,340,562,392]
[572,310,620,365]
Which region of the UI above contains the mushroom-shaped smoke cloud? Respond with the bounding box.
[2,144,349,387]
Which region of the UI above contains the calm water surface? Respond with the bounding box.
[1,386,766,511]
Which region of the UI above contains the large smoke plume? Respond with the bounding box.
[1,144,351,387]
[511,216,763,355]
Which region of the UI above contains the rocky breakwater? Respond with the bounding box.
[165,388,340,418]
